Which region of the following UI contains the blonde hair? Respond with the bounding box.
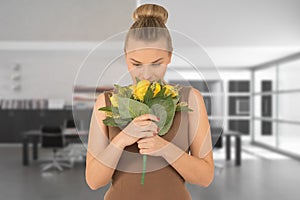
[124,4,173,52]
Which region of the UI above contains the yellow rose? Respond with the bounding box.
[150,82,161,97]
[163,85,178,97]
[133,79,150,101]
[109,93,118,107]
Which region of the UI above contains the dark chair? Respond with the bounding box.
[64,119,76,129]
[40,125,71,172]
[211,127,223,149]
[211,127,224,175]
[63,119,80,143]
[62,119,86,165]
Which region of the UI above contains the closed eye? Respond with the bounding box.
[132,63,142,67]
[151,63,162,67]
[132,62,162,67]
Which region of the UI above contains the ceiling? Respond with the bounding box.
[0,0,300,68]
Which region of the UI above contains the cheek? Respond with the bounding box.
[156,66,167,74]
[127,63,136,72]
[126,59,133,70]
[127,65,134,71]
[128,66,140,74]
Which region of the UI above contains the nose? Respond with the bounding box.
[141,66,152,80]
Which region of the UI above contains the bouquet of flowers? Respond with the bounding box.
[98,77,193,184]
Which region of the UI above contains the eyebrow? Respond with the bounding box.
[130,57,163,63]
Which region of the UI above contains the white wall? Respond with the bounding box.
[140,0,300,46]
[0,46,251,108]
[0,0,297,108]
[1,0,300,46]
[0,49,129,105]
[0,0,135,41]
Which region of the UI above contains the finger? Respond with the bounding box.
[122,129,138,138]
[136,120,152,126]
[135,114,159,122]
[138,142,150,149]
[133,116,159,133]
[138,137,155,143]
[137,138,147,143]
[139,149,150,155]
[140,131,156,138]
[140,122,158,133]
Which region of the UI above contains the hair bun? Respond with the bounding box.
[133,4,168,24]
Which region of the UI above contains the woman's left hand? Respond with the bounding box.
[137,134,169,157]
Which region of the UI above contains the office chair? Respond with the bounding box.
[64,118,76,129]
[62,119,86,166]
[40,125,71,172]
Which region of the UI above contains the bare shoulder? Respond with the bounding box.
[188,87,204,109]
[187,87,211,158]
[94,92,106,109]
[92,92,110,136]
[94,89,113,109]
[187,87,208,128]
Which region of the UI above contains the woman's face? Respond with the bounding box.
[125,41,172,84]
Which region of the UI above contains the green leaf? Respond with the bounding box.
[117,96,150,119]
[155,86,167,98]
[113,84,122,93]
[176,93,182,100]
[98,106,112,112]
[103,117,131,127]
[148,95,176,136]
[135,77,141,83]
[157,79,162,85]
[176,106,193,112]
[143,84,154,104]
[113,117,132,128]
[102,117,118,126]
[173,96,180,105]
[113,84,132,98]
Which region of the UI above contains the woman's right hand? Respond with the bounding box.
[118,114,160,148]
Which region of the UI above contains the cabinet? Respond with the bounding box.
[0,109,92,143]
[261,80,273,135]
[228,80,251,135]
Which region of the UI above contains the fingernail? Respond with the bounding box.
[157,117,160,121]
[153,132,157,136]
[157,127,159,132]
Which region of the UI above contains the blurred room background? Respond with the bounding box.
[1,0,300,199]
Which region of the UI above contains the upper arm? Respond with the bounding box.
[86,92,110,159]
[188,88,213,160]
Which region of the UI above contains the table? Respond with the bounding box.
[222,130,242,166]
[22,129,88,166]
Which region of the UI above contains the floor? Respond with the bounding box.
[0,141,299,200]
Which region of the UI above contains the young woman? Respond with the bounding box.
[85,4,214,200]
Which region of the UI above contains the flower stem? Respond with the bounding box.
[141,155,147,185]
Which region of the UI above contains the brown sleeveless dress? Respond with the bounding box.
[103,85,193,200]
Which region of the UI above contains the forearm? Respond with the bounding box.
[85,134,125,190]
[161,142,214,187]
